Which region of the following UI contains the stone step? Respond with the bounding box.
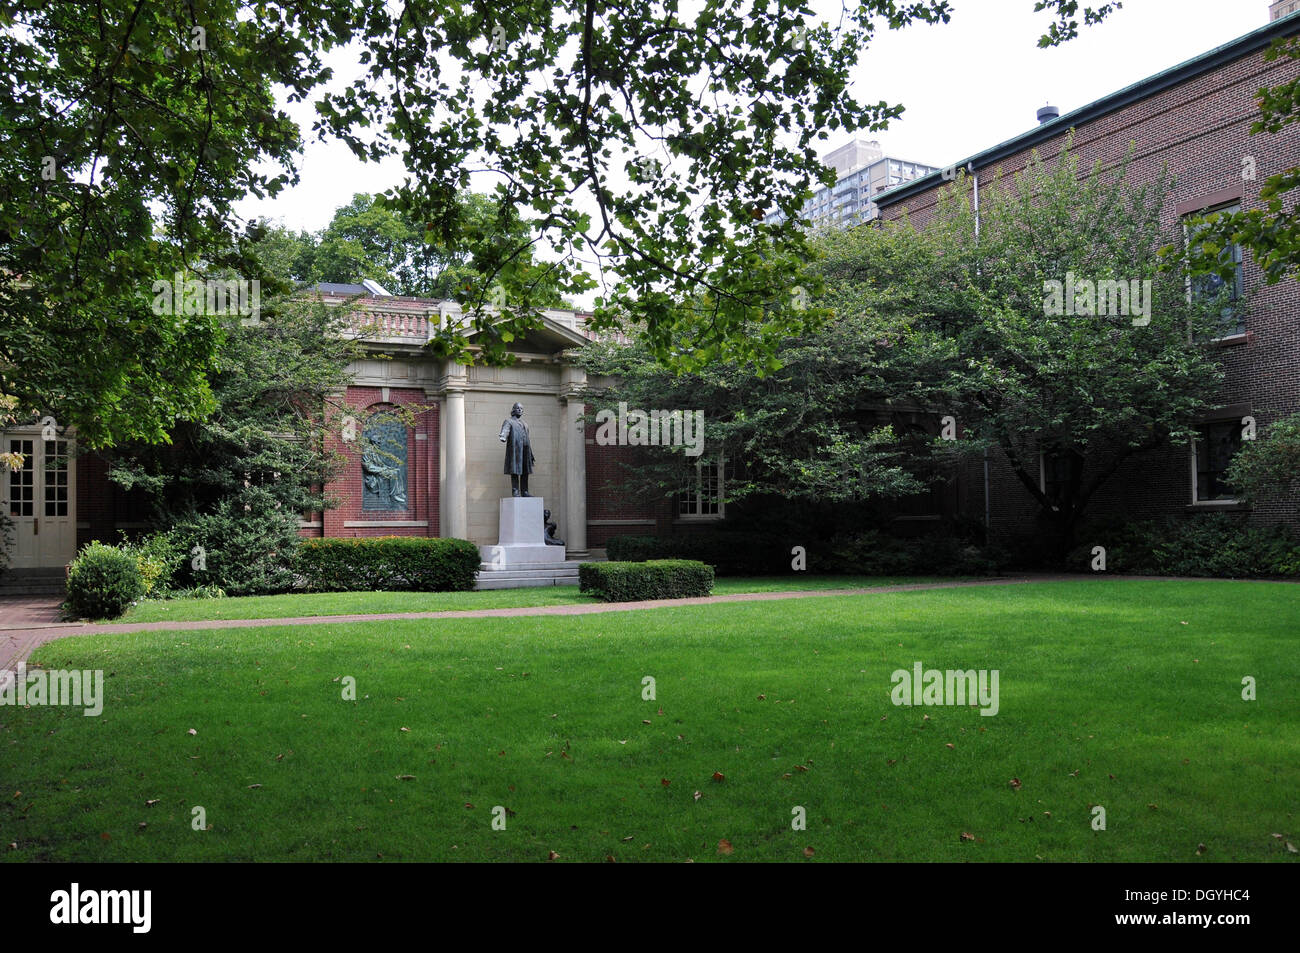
[0,584,66,597]
[474,561,586,590]
[0,572,67,597]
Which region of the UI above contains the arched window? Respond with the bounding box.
[361,409,408,511]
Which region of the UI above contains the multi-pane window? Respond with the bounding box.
[1186,203,1245,336]
[43,440,68,516]
[8,439,33,516]
[679,458,731,519]
[1194,422,1242,502]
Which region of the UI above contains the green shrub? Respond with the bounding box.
[118,530,186,597]
[297,536,481,592]
[817,530,1007,575]
[65,542,145,619]
[1070,515,1300,578]
[605,529,1006,576]
[579,559,715,602]
[170,503,302,596]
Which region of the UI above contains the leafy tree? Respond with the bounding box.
[868,146,1228,553]
[309,192,568,304]
[1224,412,1300,505]
[1,0,1121,448]
[102,295,365,522]
[577,316,931,509]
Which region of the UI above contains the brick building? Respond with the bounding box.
[872,8,1300,543]
[5,10,1298,574]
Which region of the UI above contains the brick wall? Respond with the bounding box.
[881,28,1300,537]
[583,406,678,546]
[321,386,440,538]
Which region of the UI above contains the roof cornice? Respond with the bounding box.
[876,11,1300,210]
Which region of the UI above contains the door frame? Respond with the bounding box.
[2,425,77,571]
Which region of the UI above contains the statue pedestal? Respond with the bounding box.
[479,497,567,569]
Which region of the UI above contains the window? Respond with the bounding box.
[43,440,68,516]
[8,439,33,516]
[1193,421,1243,502]
[361,410,409,510]
[1185,203,1244,336]
[679,457,731,519]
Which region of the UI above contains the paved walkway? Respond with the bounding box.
[1,573,1287,671]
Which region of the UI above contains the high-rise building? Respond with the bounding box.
[1271,0,1299,21]
[766,138,938,229]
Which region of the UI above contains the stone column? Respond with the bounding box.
[560,365,588,556]
[443,383,468,540]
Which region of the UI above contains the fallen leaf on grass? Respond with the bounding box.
[945,743,954,750]
[661,779,670,787]
[145,799,160,807]
[803,847,815,858]
[717,839,734,855]
[1195,843,1207,856]
[247,784,262,789]
[711,771,725,783]
[959,832,975,842]
[547,851,559,861]
[1009,778,1021,790]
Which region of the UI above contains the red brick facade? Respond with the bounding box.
[319,386,440,539]
[876,13,1300,539]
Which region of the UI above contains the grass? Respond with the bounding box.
[114,575,960,623]
[3,579,1297,862]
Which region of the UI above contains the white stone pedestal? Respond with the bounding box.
[479,497,567,569]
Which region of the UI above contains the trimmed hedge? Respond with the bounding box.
[579,559,715,602]
[65,542,145,619]
[297,536,481,592]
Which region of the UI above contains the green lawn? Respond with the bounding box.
[115,575,959,623]
[4,579,1297,862]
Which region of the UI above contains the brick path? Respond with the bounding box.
[0,574,1284,671]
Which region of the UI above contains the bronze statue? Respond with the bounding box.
[498,401,535,497]
[543,509,564,546]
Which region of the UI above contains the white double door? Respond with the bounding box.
[3,429,76,570]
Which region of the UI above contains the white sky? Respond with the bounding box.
[233,0,1276,240]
